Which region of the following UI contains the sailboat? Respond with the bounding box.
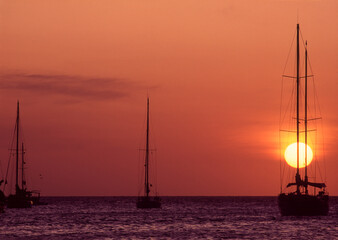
[136,97,161,209]
[278,24,329,216]
[5,101,32,208]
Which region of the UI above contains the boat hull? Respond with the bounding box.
[31,196,47,206]
[137,197,161,209]
[278,193,328,216]
[7,194,32,208]
[0,190,5,212]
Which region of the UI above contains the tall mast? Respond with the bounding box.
[305,41,308,194]
[16,101,20,194]
[145,97,150,197]
[22,142,25,190]
[296,24,300,195]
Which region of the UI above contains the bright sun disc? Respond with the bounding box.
[284,142,313,168]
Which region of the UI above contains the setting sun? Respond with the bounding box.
[284,142,313,168]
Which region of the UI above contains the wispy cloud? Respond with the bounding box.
[0,72,134,102]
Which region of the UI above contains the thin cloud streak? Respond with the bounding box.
[0,72,135,102]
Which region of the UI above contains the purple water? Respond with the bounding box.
[0,197,337,239]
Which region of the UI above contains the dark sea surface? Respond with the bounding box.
[0,196,337,239]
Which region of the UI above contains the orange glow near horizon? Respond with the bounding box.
[284,142,313,168]
[0,0,337,196]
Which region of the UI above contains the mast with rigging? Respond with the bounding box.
[278,24,328,216]
[304,41,308,194]
[6,101,32,208]
[145,97,150,198]
[136,97,161,208]
[296,23,300,195]
[16,101,19,195]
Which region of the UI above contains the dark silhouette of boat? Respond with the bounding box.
[136,97,161,209]
[0,180,5,212]
[30,190,47,205]
[7,187,32,208]
[4,102,32,208]
[278,24,329,216]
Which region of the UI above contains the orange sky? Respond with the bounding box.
[0,0,337,196]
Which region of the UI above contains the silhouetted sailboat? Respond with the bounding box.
[137,98,161,208]
[5,102,32,208]
[278,24,329,216]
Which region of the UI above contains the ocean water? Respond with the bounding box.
[0,196,337,239]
